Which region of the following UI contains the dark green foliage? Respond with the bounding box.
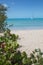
[21,51,27,58]
[0,30,32,65]
[4,28,19,42]
[0,4,7,32]
[0,30,43,65]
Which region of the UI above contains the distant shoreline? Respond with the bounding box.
[10,28,43,31]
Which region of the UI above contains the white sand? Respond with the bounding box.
[11,29,43,55]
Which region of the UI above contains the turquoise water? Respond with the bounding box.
[6,18,43,30]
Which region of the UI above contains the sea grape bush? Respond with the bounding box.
[30,49,43,65]
[0,30,43,65]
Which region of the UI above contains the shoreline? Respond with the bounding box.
[11,29,43,33]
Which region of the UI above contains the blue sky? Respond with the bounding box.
[0,0,43,18]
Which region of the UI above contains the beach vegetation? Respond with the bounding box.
[0,4,7,32]
[0,30,43,65]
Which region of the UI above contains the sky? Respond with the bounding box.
[0,0,43,18]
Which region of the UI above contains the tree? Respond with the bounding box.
[0,4,7,32]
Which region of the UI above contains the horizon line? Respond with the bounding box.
[7,17,43,19]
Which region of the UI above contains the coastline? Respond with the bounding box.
[11,29,43,55]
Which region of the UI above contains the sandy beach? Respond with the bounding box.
[11,29,43,55]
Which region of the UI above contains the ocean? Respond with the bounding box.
[6,18,43,30]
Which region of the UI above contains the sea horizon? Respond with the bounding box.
[6,18,43,30]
